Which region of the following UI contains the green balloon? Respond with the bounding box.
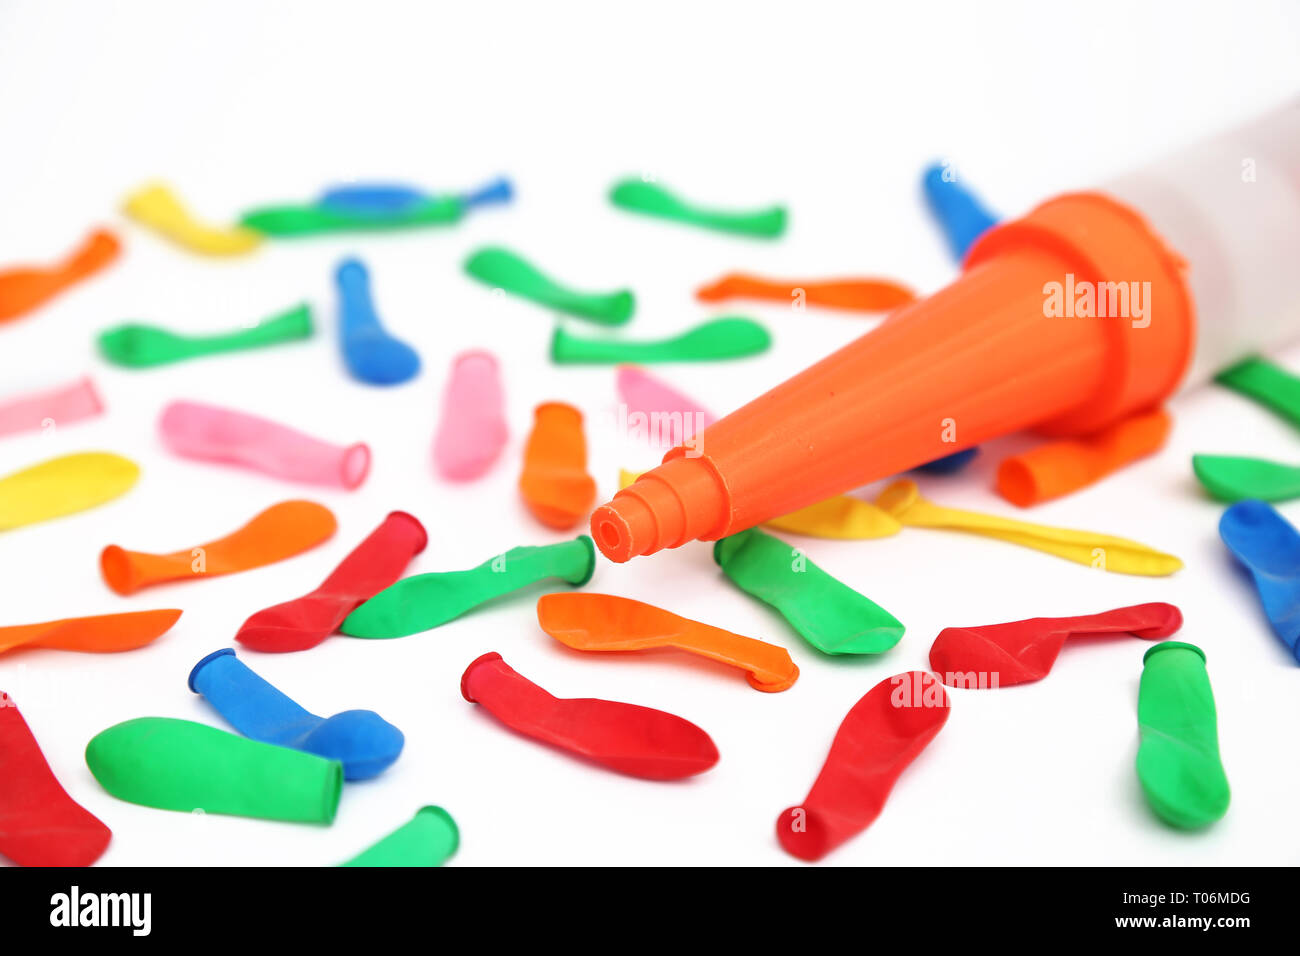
[240,196,463,236]
[1136,642,1231,829]
[464,246,634,325]
[340,806,459,867]
[1192,453,1300,502]
[98,303,313,368]
[609,179,787,238]
[341,535,596,638]
[85,717,343,824]
[1216,356,1300,429]
[713,527,904,655]
[551,317,770,364]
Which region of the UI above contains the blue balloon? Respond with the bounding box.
[319,176,513,216]
[189,648,405,780]
[336,257,421,385]
[319,183,427,216]
[921,162,999,262]
[914,447,979,475]
[1219,499,1300,662]
[917,163,999,470]
[459,175,513,209]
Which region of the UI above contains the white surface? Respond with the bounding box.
[2,0,1300,867]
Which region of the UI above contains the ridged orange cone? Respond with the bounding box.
[594,194,1194,562]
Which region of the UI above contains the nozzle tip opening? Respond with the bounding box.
[591,498,652,563]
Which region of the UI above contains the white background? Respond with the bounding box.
[1,0,1299,866]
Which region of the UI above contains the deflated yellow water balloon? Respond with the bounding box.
[874,479,1182,577]
[0,452,139,531]
[123,182,262,256]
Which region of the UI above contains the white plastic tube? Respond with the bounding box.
[1103,98,1300,386]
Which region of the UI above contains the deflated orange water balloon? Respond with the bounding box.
[0,609,182,656]
[996,408,1172,507]
[696,273,916,313]
[0,229,120,323]
[537,592,799,692]
[519,403,596,530]
[100,500,336,595]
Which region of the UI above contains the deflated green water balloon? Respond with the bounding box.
[551,317,769,364]
[1216,356,1300,428]
[340,806,459,867]
[85,717,343,824]
[464,246,633,325]
[98,303,313,368]
[713,528,904,655]
[609,179,786,238]
[1192,454,1300,503]
[341,535,596,638]
[240,195,463,236]
[1136,642,1230,829]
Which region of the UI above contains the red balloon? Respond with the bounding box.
[461,652,718,781]
[930,602,1182,688]
[777,671,949,861]
[0,695,111,866]
[237,511,427,652]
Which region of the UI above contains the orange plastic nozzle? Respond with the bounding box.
[695,273,916,312]
[617,467,900,539]
[996,407,1173,507]
[594,192,1194,561]
[536,592,798,692]
[519,402,596,530]
[100,500,336,595]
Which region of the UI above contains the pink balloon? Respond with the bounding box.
[432,350,507,481]
[159,400,370,490]
[0,377,102,440]
[616,366,715,441]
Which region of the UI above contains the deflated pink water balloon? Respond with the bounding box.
[616,366,715,441]
[0,378,102,440]
[432,351,507,481]
[159,400,370,490]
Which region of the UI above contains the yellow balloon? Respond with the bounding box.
[123,182,262,256]
[0,452,139,531]
[874,479,1182,577]
[764,496,901,539]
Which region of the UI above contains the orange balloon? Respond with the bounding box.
[997,408,1172,507]
[100,500,336,595]
[695,273,916,313]
[0,229,121,324]
[519,402,596,530]
[0,609,181,656]
[537,591,798,692]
